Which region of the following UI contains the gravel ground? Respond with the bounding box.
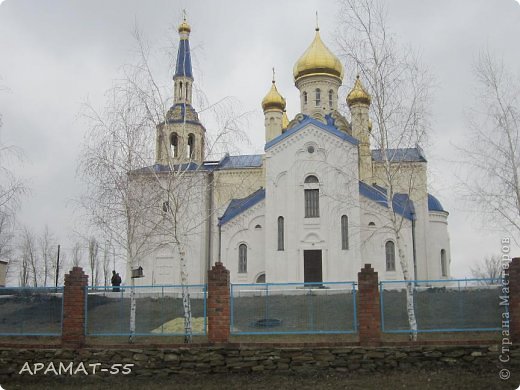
[2,369,519,390]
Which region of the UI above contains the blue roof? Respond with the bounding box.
[174,38,193,78]
[219,188,265,226]
[359,181,416,220]
[428,193,446,212]
[372,147,427,163]
[218,154,263,169]
[265,115,358,150]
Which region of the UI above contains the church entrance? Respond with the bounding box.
[303,250,322,283]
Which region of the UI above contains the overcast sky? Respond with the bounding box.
[0,0,519,279]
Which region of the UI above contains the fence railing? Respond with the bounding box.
[380,278,503,333]
[230,282,357,335]
[0,287,63,336]
[85,284,207,336]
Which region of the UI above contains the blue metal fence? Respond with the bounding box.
[380,278,503,333]
[0,287,63,336]
[85,284,207,336]
[230,282,357,335]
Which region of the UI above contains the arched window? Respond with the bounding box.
[277,216,284,251]
[179,81,183,99]
[303,91,308,105]
[315,88,321,106]
[238,244,247,273]
[304,175,320,218]
[341,215,349,250]
[187,133,195,159]
[441,249,447,277]
[185,82,189,99]
[256,273,266,283]
[385,241,396,271]
[328,89,333,108]
[170,133,178,158]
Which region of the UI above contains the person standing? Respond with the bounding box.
[111,270,121,292]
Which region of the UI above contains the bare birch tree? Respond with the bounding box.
[458,51,520,245]
[71,242,83,268]
[20,227,38,287]
[337,0,432,340]
[88,237,100,286]
[38,225,56,287]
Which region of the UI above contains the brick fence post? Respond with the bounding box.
[62,267,88,348]
[358,264,381,346]
[207,262,230,343]
[510,257,520,343]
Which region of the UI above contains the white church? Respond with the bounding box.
[131,18,451,286]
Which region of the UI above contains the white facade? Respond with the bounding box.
[131,20,452,286]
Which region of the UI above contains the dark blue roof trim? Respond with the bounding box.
[265,115,359,151]
[359,181,416,221]
[219,188,265,226]
[372,147,427,163]
[174,38,193,78]
[428,193,446,212]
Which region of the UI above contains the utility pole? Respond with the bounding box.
[55,244,60,289]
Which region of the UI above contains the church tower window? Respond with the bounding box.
[303,91,308,105]
[385,241,396,271]
[170,133,179,158]
[277,216,284,251]
[328,89,333,108]
[304,175,320,218]
[441,249,447,277]
[187,133,195,159]
[315,88,321,106]
[341,215,349,250]
[238,244,247,273]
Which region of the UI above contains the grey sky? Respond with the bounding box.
[0,0,519,278]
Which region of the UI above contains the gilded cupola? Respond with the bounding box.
[293,27,344,82]
[347,75,371,107]
[262,80,286,112]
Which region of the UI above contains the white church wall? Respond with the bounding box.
[220,203,266,284]
[265,124,362,283]
[427,211,451,280]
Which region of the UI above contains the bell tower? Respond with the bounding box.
[156,15,205,165]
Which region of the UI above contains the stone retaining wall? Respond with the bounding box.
[0,345,517,378]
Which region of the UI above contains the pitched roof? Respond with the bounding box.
[265,115,358,151]
[217,154,263,169]
[371,147,427,163]
[218,188,265,226]
[359,181,416,220]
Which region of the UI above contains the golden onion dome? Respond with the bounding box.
[293,28,344,82]
[282,110,290,130]
[262,81,286,112]
[347,75,371,107]
[178,18,191,34]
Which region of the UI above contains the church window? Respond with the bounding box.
[170,133,179,158]
[256,273,266,283]
[238,244,247,273]
[341,215,349,250]
[328,89,333,108]
[255,224,262,230]
[315,88,321,106]
[179,81,183,98]
[304,175,320,218]
[277,216,284,251]
[441,249,447,277]
[368,222,376,227]
[187,133,195,159]
[385,241,396,271]
[303,91,308,105]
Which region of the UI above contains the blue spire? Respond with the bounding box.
[174,28,193,79]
